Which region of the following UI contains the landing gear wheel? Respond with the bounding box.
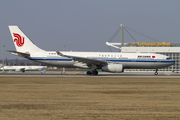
[154,72,158,75]
[92,70,98,75]
[21,68,25,73]
[87,70,98,75]
[154,69,158,75]
[87,71,92,75]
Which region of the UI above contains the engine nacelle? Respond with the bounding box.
[15,68,25,72]
[15,69,21,72]
[102,64,124,73]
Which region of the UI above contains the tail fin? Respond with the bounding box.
[8,26,44,53]
[0,64,3,68]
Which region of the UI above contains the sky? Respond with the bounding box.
[0,0,180,59]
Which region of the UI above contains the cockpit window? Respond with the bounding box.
[166,57,171,60]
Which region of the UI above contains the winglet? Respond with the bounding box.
[56,51,65,56]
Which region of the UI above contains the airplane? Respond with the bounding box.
[0,63,47,72]
[8,26,175,75]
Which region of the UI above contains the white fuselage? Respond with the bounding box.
[28,51,175,69]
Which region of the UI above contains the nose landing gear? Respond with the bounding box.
[154,69,158,75]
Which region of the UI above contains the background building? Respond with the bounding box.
[121,42,180,72]
[106,24,179,72]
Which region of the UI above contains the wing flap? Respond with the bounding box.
[56,51,107,66]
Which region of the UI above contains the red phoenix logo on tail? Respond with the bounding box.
[13,33,24,47]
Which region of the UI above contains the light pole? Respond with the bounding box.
[63,45,66,73]
[2,45,5,72]
[63,45,66,51]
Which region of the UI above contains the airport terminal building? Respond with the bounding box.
[122,42,180,72]
[106,24,180,72]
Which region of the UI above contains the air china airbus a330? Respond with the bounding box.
[8,26,175,75]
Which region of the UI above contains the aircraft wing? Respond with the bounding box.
[56,51,107,66]
[7,50,30,58]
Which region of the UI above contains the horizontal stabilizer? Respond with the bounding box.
[7,50,30,58]
[56,51,66,57]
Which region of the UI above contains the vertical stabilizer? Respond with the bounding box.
[8,26,44,53]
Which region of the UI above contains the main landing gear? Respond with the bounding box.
[87,70,98,75]
[154,69,158,75]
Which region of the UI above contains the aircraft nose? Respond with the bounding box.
[170,60,175,65]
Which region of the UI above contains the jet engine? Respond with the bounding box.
[15,68,25,72]
[102,64,124,73]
